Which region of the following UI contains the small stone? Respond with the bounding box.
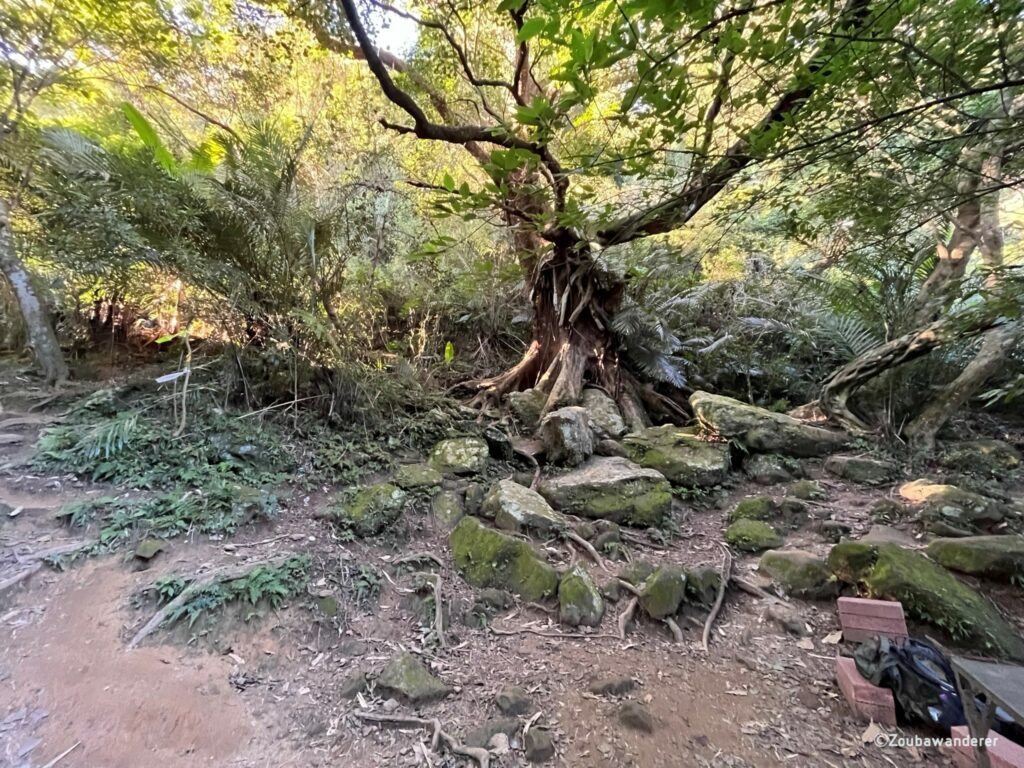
[766,604,810,636]
[729,496,776,523]
[507,388,547,431]
[744,454,801,485]
[825,455,897,486]
[588,676,635,696]
[759,549,836,599]
[339,671,367,699]
[431,490,464,529]
[790,479,826,500]
[618,701,654,733]
[495,686,532,715]
[376,652,451,704]
[463,717,519,749]
[382,698,400,712]
[134,538,164,561]
[540,406,594,467]
[724,519,783,552]
[316,595,339,617]
[394,463,443,489]
[582,388,627,438]
[429,437,490,475]
[638,567,687,619]
[483,425,514,461]
[684,566,721,608]
[558,564,604,627]
[524,728,556,763]
[333,483,407,537]
[593,439,627,458]
[483,479,568,535]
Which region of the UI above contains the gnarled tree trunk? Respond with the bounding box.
[0,198,67,385]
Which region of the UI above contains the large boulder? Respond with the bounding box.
[622,425,730,487]
[940,440,1022,477]
[376,652,451,703]
[558,564,605,627]
[690,391,847,457]
[540,406,594,466]
[538,456,672,527]
[449,517,559,600]
[759,549,837,599]
[725,519,783,552]
[825,455,897,486]
[582,388,627,438]
[899,479,1005,534]
[926,536,1024,584]
[482,479,569,535]
[429,437,490,475]
[828,541,1024,661]
[333,483,407,537]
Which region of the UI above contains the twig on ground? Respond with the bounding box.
[128,553,296,649]
[664,616,684,644]
[0,562,42,593]
[731,576,786,604]
[618,597,638,640]
[620,531,667,550]
[41,742,81,768]
[563,530,611,572]
[353,712,488,768]
[489,622,619,641]
[702,545,732,652]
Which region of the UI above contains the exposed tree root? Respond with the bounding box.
[664,616,684,644]
[415,571,446,649]
[389,551,444,569]
[563,530,611,573]
[618,597,639,640]
[352,712,490,768]
[702,546,731,652]
[489,622,620,641]
[128,554,297,649]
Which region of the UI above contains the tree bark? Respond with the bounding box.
[904,150,1015,451]
[0,198,67,384]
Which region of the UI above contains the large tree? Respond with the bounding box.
[295,0,1022,424]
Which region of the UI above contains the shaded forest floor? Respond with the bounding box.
[2,370,1021,768]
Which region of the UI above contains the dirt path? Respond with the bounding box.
[0,406,963,768]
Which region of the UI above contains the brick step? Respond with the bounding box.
[835,655,897,726]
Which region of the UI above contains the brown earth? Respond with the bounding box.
[3,388,1019,768]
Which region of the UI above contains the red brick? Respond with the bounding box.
[835,656,897,726]
[838,597,908,642]
[951,725,1024,768]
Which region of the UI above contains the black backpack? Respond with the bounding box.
[852,636,965,729]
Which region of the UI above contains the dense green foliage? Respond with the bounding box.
[1,0,1022,445]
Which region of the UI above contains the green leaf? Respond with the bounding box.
[121,102,176,174]
[444,341,455,365]
[516,17,545,42]
[442,173,455,191]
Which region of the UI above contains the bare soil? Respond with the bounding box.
[2,394,1014,768]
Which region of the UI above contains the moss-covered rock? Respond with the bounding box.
[940,440,1022,477]
[394,463,443,490]
[690,391,847,457]
[827,541,1024,661]
[376,652,451,703]
[824,455,897,486]
[618,559,658,587]
[725,519,783,552]
[449,516,559,600]
[622,425,730,487]
[790,479,826,500]
[684,566,721,608]
[744,454,802,485]
[638,567,687,618]
[582,388,627,438]
[870,499,907,524]
[759,549,836,599]
[507,388,547,431]
[538,456,672,526]
[540,406,594,467]
[559,564,605,627]
[334,483,407,537]
[899,479,1005,534]
[729,496,776,522]
[429,437,490,475]
[431,490,464,529]
[483,479,568,534]
[926,536,1024,585]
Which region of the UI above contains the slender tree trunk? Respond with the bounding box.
[904,151,1015,450]
[0,198,68,385]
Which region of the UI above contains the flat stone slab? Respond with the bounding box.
[538,456,672,527]
[482,479,569,534]
[622,425,730,487]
